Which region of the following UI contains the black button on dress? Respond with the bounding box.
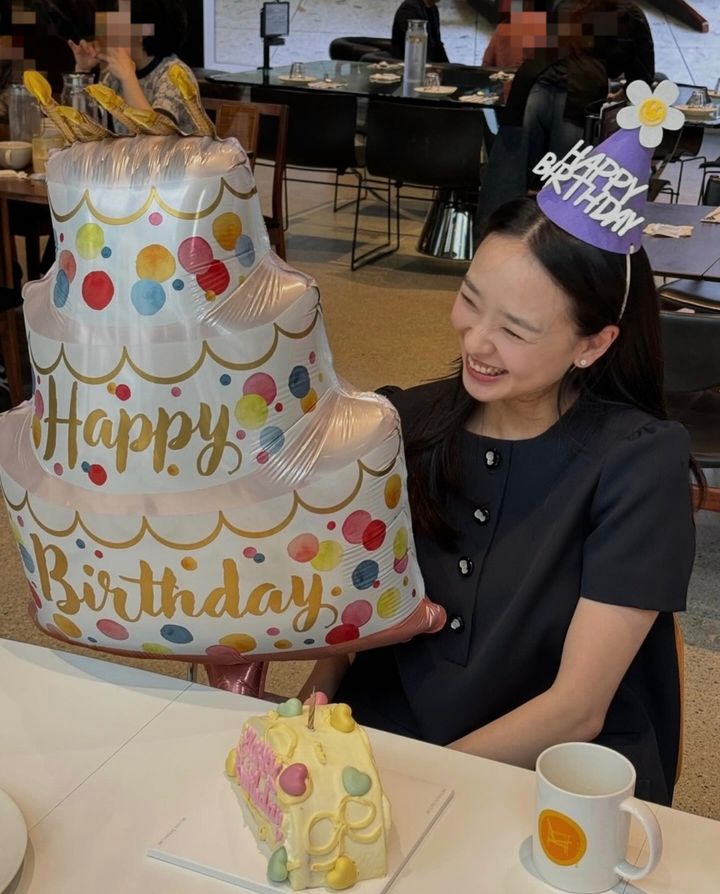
[458,557,474,576]
[473,506,490,525]
[337,380,695,806]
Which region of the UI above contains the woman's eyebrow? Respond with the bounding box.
[462,278,543,334]
[501,311,543,334]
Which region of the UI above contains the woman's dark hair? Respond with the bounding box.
[130,0,187,58]
[405,197,703,540]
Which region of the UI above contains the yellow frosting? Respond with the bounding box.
[229,703,391,890]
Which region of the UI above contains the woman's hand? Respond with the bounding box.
[97,47,137,85]
[68,39,100,73]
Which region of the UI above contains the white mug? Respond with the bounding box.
[532,742,662,894]
[0,140,32,170]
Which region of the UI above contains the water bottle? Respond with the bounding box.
[403,19,427,94]
[61,72,100,122]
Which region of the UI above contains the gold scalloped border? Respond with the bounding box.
[30,310,320,385]
[3,454,400,548]
[50,177,257,225]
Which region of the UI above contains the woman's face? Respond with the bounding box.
[451,234,592,408]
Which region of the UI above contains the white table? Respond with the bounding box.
[1,638,719,893]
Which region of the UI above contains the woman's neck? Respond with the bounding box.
[467,388,576,440]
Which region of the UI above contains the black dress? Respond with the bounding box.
[336,380,696,806]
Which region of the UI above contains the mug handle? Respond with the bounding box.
[614,796,663,881]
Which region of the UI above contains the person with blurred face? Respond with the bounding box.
[69,0,198,133]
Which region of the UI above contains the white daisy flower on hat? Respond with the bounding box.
[616,80,685,149]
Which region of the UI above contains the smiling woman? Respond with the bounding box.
[301,189,699,808]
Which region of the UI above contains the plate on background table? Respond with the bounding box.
[414,85,457,96]
[677,104,718,120]
[368,61,403,71]
[277,74,317,84]
[369,73,402,83]
[0,789,27,891]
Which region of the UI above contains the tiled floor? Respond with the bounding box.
[208,0,720,88]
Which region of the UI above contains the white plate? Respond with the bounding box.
[677,104,718,119]
[369,73,401,83]
[368,62,403,71]
[0,789,27,890]
[277,75,317,84]
[148,768,453,894]
[414,85,457,95]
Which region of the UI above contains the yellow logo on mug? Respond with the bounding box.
[538,809,587,866]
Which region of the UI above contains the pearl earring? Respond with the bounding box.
[578,359,588,367]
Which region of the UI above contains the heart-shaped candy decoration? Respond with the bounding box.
[277,697,303,717]
[267,846,289,883]
[342,765,371,797]
[279,762,309,797]
[224,747,237,779]
[330,703,356,733]
[326,855,358,890]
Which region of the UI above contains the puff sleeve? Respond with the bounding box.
[580,420,695,611]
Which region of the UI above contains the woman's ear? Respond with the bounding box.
[575,325,619,369]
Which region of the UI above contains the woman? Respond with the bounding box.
[302,197,697,807]
[68,0,197,133]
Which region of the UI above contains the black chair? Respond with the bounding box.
[698,158,720,203]
[249,87,361,221]
[584,99,625,146]
[657,177,720,313]
[660,310,720,511]
[352,99,487,269]
[329,37,394,62]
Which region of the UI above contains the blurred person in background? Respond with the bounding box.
[478,0,645,224]
[483,1,548,70]
[69,0,198,133]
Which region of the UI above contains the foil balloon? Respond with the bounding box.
[0,114,445,681]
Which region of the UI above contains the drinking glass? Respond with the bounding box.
[687,88,709,108]
[424,71,441,90]
[8,85,43,142]
[289,62,306,80]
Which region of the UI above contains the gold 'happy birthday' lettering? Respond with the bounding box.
[41,377,242,476]
[31,534,339,630]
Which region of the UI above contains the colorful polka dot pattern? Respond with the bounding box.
[52,206,255,317]
[17,461,416,658]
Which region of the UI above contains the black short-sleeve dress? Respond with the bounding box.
[336,380,696,806]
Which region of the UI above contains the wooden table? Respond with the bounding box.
[0,177,48,407]
[1,637,720,893]
[643,203,720,282]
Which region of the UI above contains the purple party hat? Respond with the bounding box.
[533,80,686,255]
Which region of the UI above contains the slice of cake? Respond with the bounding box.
[226,698,391,890]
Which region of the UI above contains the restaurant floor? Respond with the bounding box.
[2,137,720,822]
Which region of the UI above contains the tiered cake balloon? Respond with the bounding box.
[0,71,444,689]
